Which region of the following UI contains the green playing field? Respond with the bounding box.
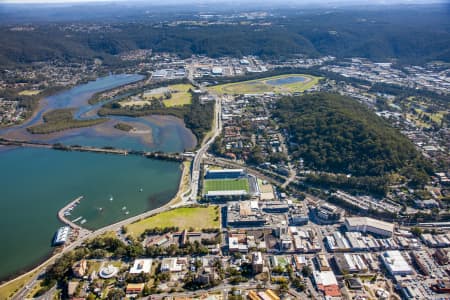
[203,178,250,193]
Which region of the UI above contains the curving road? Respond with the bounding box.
[182,90,222,203]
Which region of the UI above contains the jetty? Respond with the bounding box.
[57,196,92,235]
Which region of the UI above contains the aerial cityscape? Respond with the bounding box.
[0,0,449,300]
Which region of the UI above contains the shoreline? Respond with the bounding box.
[164,159,192,207]
[0,158,191,295]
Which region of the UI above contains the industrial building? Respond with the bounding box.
[334,253,368,274]
[316,253,331,271]
[326,231,351,252]
[380,250,414,276]
[345,217,394,237]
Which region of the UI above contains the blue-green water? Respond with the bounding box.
[0,74,196,281]
[0,74,197,152]
[0,147,181,280]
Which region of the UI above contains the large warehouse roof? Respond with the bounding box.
[346,217,394,233]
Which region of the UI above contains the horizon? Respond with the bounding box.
[1,0,447,4]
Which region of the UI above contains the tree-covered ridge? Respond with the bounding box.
[274,93,432,183]
[0,7,449,66]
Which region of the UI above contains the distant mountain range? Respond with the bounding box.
[0,4,449,66]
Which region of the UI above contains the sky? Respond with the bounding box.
[1,0,446,3]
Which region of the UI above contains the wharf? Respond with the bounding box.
[57,196,92,236]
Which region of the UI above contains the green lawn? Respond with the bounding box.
[125,206,220,238]
[203,179,249,193]
[162,84,194,107]
[209,74,321,95]
[18,90,41,96]
[121,83,194,108]
[0,267,43,300]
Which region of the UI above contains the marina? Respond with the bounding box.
[57,196,88,233]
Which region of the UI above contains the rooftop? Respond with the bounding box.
[346,217,394,233]
[129,258,153,274]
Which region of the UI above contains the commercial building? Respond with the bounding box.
[252,252,264,273]
[160,257,187,272]
[263,202,289,213]
[312,270,341,298]
[380,250,414,276]
[126,283,145,294]
[289,213,309,225]
[314,203,342,221]
[129,259,153,274]
[53,226,70,246]
[345,217,394,237]
[228,235,248,253]
[226,201,266,227]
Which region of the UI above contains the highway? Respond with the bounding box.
[182,86,222,203]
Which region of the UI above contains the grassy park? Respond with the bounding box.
[125,206,220,238]
[161,84,194,107]
[18,90,41,96]
[0,266,45,300]
[209,74,320,95]
[120,83,194,108]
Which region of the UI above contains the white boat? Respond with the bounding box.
[80,219,87,225]
[122,206,126,210]
[139,188,143,192]
[109,196,113,201]
[125,211,129,215]
[72,216,83,223]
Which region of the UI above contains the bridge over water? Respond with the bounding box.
[0,138,188,161]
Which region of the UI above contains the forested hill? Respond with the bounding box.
[274,93,433,186]
[0,5,449,66]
